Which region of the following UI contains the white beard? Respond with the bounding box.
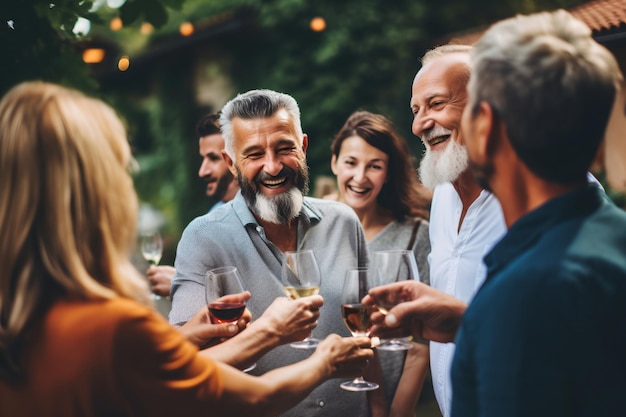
[419,140,469,189]
[253,187,303,224]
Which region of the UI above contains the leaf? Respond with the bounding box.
[142,0,169,28]
[119,0,142,25]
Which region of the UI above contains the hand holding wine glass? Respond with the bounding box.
[280,250,322,349]
[206,266,256,372]
[340,268,379,391]
[370,250,419,351]
[206,266,248,324]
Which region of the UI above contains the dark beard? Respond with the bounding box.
[212,170,235,201]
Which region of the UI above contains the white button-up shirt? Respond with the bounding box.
[428,182,506,417]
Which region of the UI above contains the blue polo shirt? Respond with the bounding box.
[451,185,626,417]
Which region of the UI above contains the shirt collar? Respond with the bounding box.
[484,184,606,277]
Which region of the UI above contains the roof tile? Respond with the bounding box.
[570,0,626,32]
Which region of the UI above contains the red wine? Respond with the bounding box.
[342,303,374,337]
[208,302,245,324]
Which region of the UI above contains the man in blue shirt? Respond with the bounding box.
[365,9,626,417]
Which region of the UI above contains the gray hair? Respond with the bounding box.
[421,44,472,66]
[219,89,304,158]
[468,9,622,183]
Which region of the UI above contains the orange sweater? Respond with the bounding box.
[0,298,223,417]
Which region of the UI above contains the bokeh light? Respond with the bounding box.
[73,17,91,36]
[140,22,153,35]
[179,22,194,36]
[310,17,326,32]
[118,56,130,71]
[82,48,105,64]
[110,17,123,31]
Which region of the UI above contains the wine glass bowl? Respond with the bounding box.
[205,266,247,324]
[139,231,163,266]
[340,268,379,392]
[139,231,163,300]
[371,250,419,351]
[205,266,256,372]
[280,250,322,349]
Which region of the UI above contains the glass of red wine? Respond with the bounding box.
[206,266,256,372]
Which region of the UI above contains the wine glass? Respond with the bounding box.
[280,250,322,349]
[370,250,419,351]
[206,266,256,372]
[340,268,379,392]
[139,231,163,300]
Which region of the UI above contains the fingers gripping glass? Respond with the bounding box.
[206,266,256,372]
[340,268,379,392]
[280,250,321,349]
[371,250,420,351]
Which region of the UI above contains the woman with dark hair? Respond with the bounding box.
[329,110,432,417]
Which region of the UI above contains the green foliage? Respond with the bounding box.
[0,0,602,252]
[0,0,97,94]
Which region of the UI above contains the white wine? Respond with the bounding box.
[284,285,320,300]
[342,303,374,337]
[142,251,161,265]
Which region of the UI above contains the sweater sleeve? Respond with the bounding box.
[111,305,224,416]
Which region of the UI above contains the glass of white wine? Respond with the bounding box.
[280,250,321,349]
[370,250,419,350]
[139,231,163,300]
[340,268,379,392]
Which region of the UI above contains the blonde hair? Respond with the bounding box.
[0,82,150,381]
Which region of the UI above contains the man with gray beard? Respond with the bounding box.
[410,44,506,417]
[170,90,374,417]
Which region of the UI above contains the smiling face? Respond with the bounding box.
[224,108,309,224]
[411,53,471,188]
[198,133,235,200]
[331,135,388,213]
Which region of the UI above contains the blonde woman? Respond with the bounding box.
[0,82,373,417]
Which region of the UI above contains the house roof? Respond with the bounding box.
[450,0,626,44]
[570,0,626,33]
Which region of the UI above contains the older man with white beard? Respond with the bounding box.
[169,90,376,417]
[410,44,507,417]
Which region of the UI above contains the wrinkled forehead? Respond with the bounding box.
[412,55,471,102]
[233,108,300,142]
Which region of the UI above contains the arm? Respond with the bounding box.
[365,349,388,417]
[389,342,430,417]
[363,280,467,343]
[215,334,374,417]
[201,295,324,369]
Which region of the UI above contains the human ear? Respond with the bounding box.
[330,154,339,175]
[222,150,237,176]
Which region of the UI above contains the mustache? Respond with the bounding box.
[420,126,452,143]
[255,166,296,184]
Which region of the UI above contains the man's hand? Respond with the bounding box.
[362,281,467,343]
[253,295,323,345]
[146,265,175,297]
